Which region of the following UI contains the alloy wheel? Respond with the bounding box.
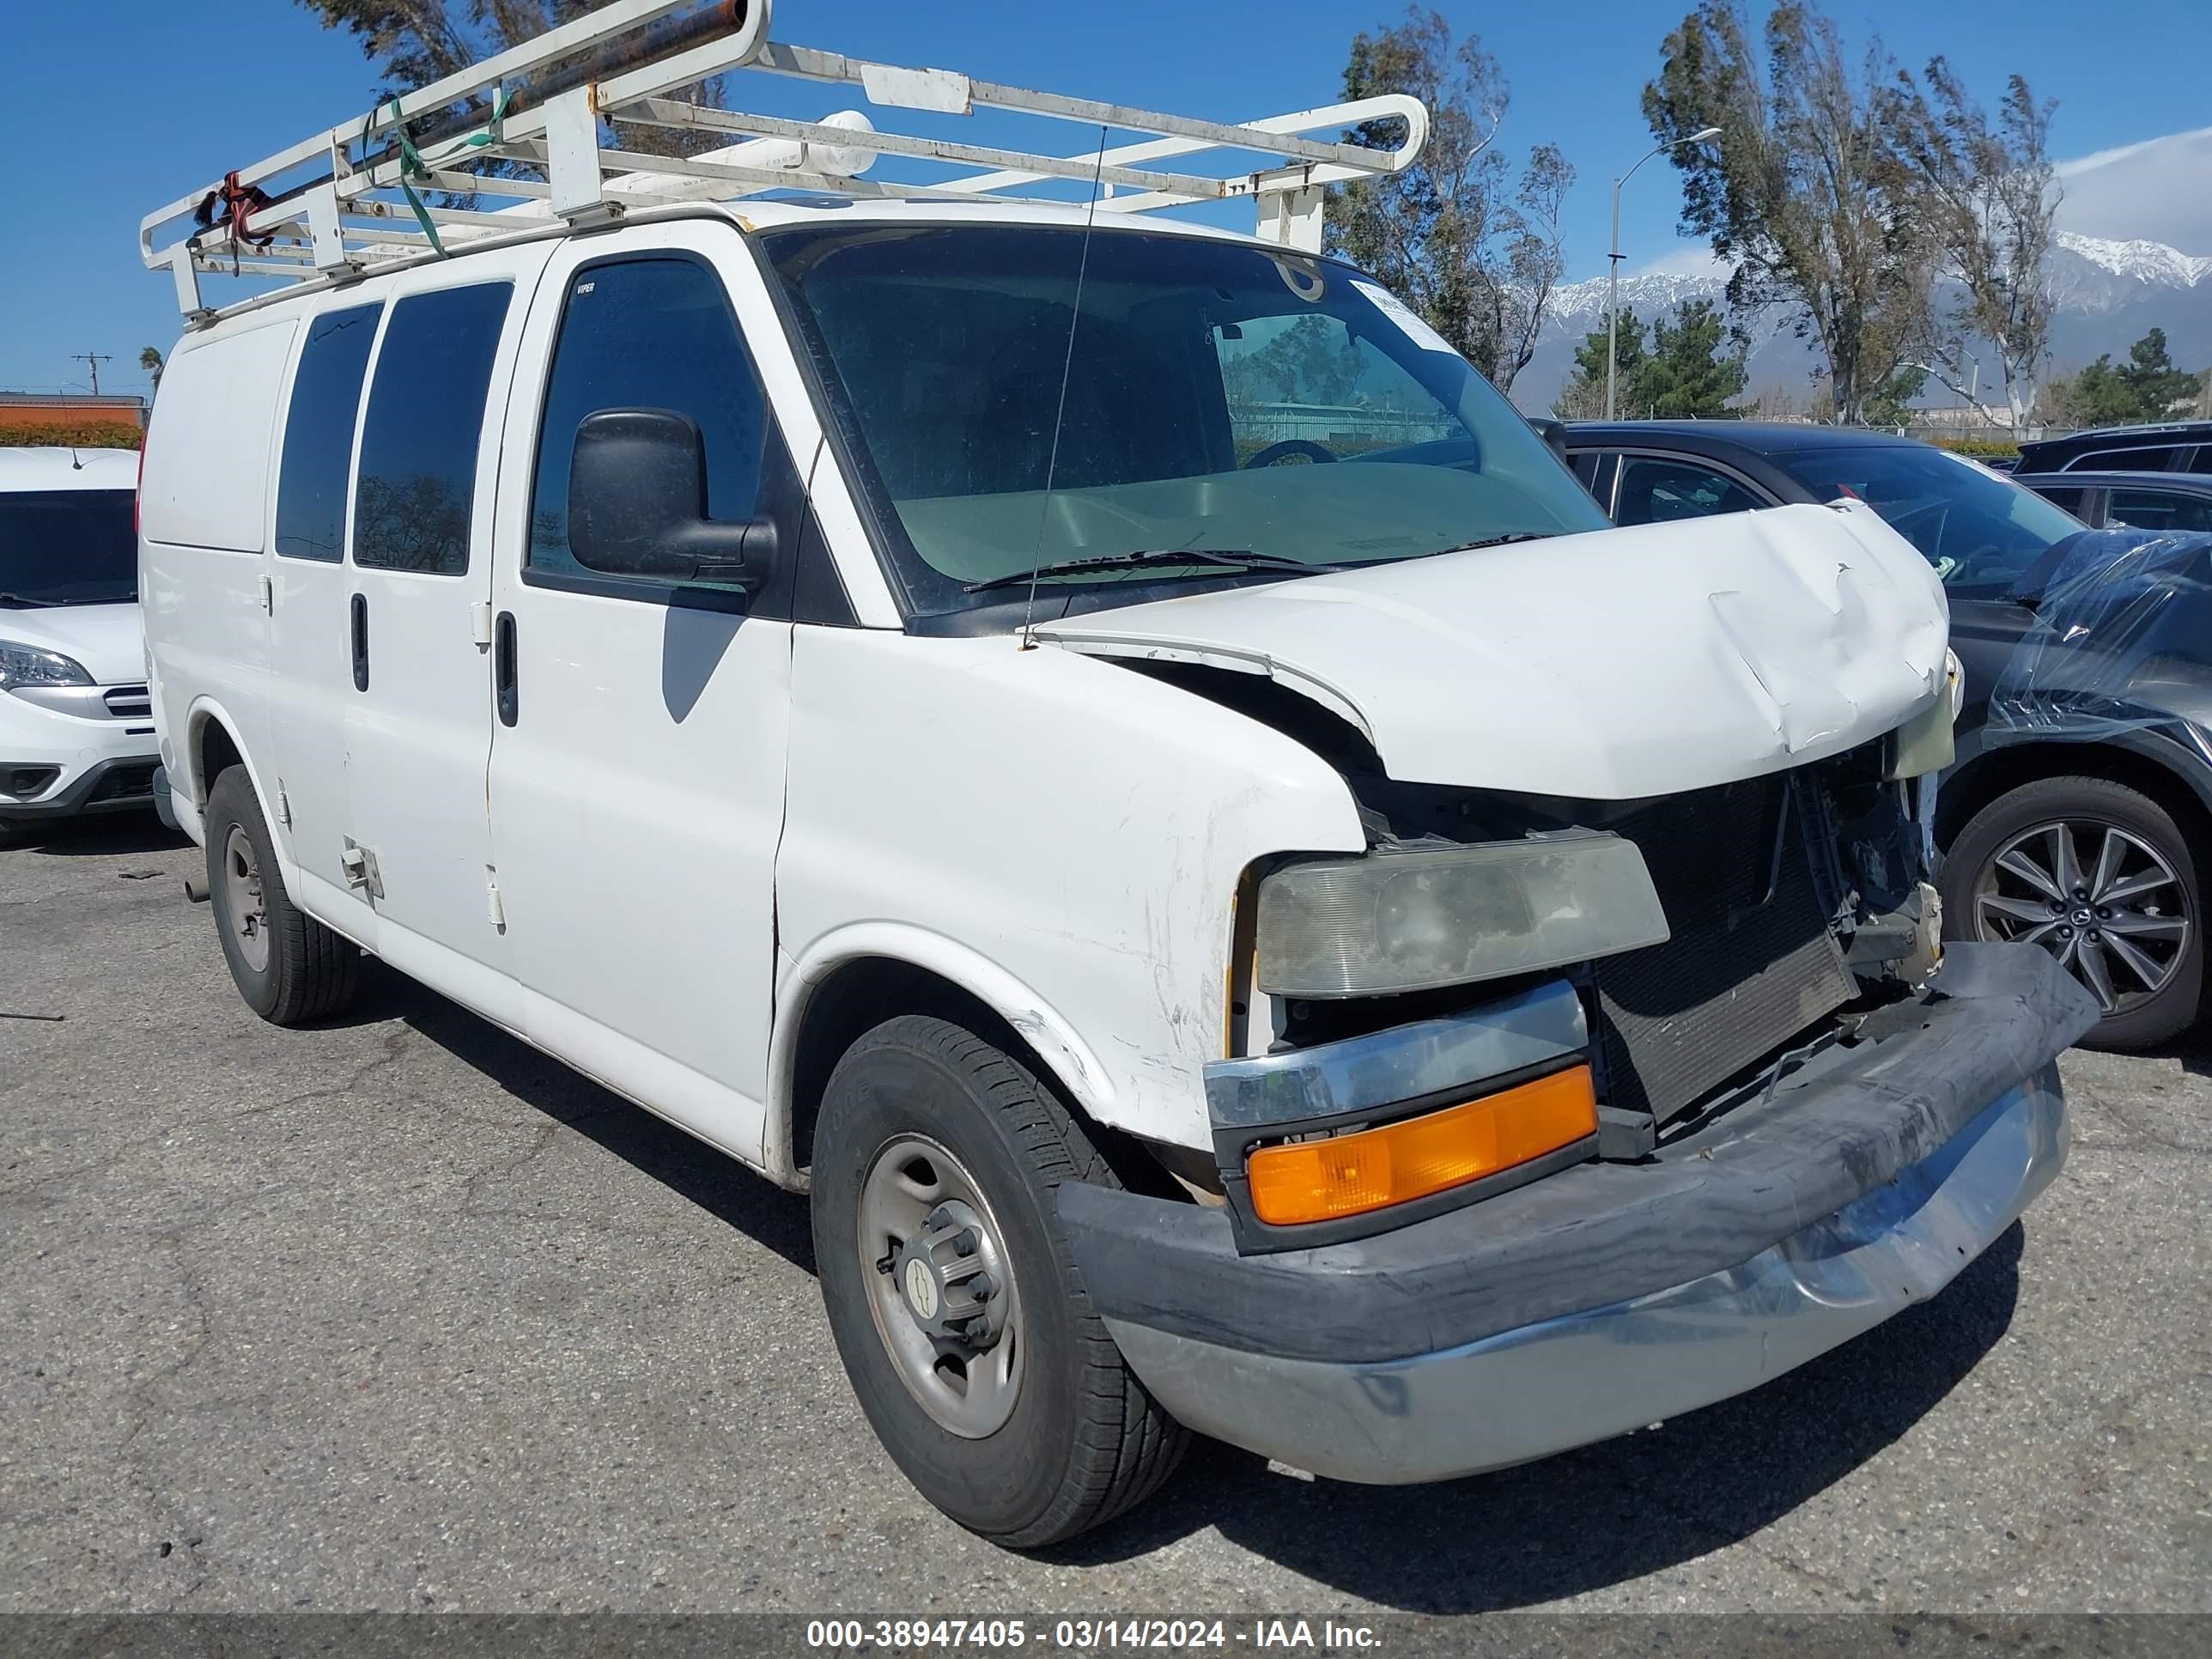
[1971,818,2191,1016]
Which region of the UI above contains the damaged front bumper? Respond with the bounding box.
[1058,943,2099,1485]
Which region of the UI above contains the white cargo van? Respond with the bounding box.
[137,0,2097,1547]
[1,447,161,836]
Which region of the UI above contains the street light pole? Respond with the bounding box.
[1607,127,1722,422]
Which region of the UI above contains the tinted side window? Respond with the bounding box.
[2109,489,2212,535]
[2076,445,2180,472]
[353,283,512,574]
[2031,485,2087,518]
[1614,456,1763,526]
[531,258,766,590]
[274,303,381,562]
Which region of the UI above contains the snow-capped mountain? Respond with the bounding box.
[1512,233,2212,413]
[2055,233,2212,291]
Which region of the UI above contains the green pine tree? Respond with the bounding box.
[2054,329,2207,427]
[1557,310,1647,417]
[1634,301,1748,418]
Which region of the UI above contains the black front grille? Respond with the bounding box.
[85,762,159,804]
[103,684,152,720]
[1592,774,1852,1126]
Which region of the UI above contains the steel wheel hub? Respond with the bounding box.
[221,823,270,975]
[856,1134,1024,1439]
[1972,819,2191,1016]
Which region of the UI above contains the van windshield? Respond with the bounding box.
[0,489,137,606]
[763,224,1607,618]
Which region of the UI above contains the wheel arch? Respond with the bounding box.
[768,926,1119,1188]
[1938,732,2212,863]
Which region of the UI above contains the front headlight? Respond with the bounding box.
[1887,647,1966,779]
[0,638,95,692]
[1254,833,1671,999]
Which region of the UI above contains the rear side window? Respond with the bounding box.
[2075,445,2181,472]
[528,257,767,590]
[353,283,512,574]
[274,303,381,562]
[2109,488,2212,535]
[1614,456,1764,526]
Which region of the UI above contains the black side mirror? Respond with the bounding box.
[1527,416,1571,464]
[568,408,775,589]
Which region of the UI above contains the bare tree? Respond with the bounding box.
[1887,61,2059,428]
[1328,9,1576,392]
[1643,1,1935,423]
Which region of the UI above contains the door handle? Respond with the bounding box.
[495,610,518,726]
[350,592,369,692]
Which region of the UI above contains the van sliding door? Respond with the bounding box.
[338,247,555,1023]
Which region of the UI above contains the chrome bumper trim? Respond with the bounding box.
[1203,977,1588,1129]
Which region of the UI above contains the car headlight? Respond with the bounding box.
[1254,833,1671,999]
[1887,647,1966,779]
[0,638,95,692]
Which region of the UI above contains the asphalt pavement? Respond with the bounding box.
[3,814,2209,1618]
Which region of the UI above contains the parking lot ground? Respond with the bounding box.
[4,815,2210,1618]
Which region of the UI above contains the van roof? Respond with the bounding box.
[0,447,139,490]
[140,0,1426,329]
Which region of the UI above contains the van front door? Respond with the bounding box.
[343,252,549,1021]
[486,226,799,1164]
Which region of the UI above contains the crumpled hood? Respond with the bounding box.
[0,601,145,685]
[1031,500,1949,799]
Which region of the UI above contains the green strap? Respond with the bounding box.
[360,84,508,260]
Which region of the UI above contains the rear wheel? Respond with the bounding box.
[1942,775,2201,1049]
[204,767,359,1025]
[811,1015,1188,1547]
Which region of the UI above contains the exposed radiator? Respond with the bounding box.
[1591,775,1853,1126]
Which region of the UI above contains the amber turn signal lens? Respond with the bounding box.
[1244,1065,1598,1227]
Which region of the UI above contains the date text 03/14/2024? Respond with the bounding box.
[803,1620,1382,1650]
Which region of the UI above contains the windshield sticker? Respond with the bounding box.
[1352,280,1456,355]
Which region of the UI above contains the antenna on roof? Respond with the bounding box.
[1018,127,1112,650]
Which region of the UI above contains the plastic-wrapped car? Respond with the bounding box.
[1565,422,2211,1048]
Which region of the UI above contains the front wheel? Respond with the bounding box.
[811,1015,1188,1547]
[1942,775,2202,1049]
[204,767,360,1026]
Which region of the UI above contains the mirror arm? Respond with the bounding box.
[673,518,776,590]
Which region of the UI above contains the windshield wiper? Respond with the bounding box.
[1432,532,1553,555]
[964,549,1332,594]
[0,591,63,608]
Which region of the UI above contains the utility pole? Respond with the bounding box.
[71,352,112,396]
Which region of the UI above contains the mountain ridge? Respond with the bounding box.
[1516,234,2212,413]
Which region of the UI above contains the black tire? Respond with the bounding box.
[1942,774,2203,1050]
[204,767,359,1025]
[811,1015,1188,1547]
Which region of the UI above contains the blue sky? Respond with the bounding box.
[3,0,2209,400]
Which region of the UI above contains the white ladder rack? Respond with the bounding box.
[139,0,1428,327]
